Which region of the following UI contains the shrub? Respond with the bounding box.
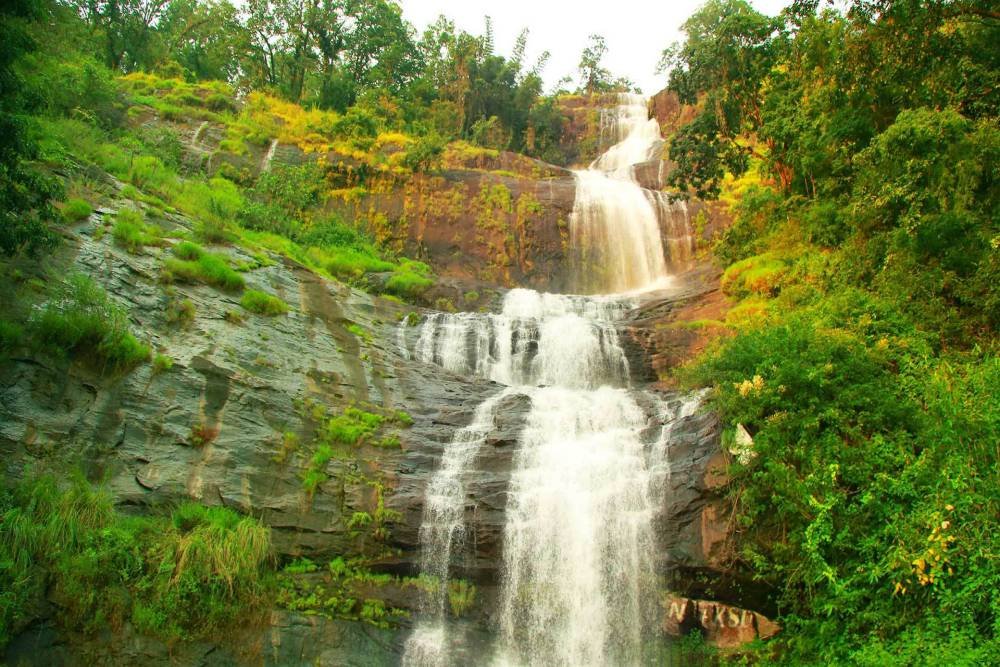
[682,306,999,662]
[62,198,93,222]
[30,274,149,370]
[240,289,288,316]
[0,319,25,353]
[385,270,434,300]
[714,185,785,264]
[720,253,787,298]
[325,407,384,447]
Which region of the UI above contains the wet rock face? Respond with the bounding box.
[326,171,578,293]
[0,200,496,564]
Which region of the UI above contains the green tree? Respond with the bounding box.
[0,0,60,256]
[660,0,782,196]
[70,0,171,72]
[158,0,245,81]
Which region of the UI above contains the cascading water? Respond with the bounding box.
[570,93,697,292]
[402,95,703,666]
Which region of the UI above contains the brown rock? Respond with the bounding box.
[662,594,780,649]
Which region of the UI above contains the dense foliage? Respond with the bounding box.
[0,475,271,646]
[668,1,999,663]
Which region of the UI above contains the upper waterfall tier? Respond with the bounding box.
[568,93,693,295]
[590,93,665,172]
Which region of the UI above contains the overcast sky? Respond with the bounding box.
[398,0,789,95]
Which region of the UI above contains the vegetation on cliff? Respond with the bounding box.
[0,475,271,645]
[667,0,999,663]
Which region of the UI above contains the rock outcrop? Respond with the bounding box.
[662,595,780,649]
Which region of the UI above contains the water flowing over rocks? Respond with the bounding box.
[396,94,765,667]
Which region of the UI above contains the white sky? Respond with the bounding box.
[399,0,789,94]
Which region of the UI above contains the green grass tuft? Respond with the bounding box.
[163,242,244,291]
[152,353,173,374]
[112,209,162,253]
[240,289,288,316]
[62,198,93,222]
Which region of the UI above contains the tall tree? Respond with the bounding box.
[72,0,171,72]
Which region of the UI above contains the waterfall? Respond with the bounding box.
[403,389,518,666]
[569,93,696,292]
[260,138,278,173]
[495,386,658,667]
[406,289,632,389]
[402,95,704,666]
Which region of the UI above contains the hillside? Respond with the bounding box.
[1,1,997,666]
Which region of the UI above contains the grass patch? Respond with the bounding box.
[61,198,93,222]
[112,209,162,253]
[346,323,372,343]
[30,274,149,370]
[240,289,288,316]
[0,474,271,647]
[163,242,245,292]
[325,407,385,447]
[384,260,434,300]
[152,353,173,374]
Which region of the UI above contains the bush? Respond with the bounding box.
[714,185,785,264]
[720,253,787,298]
[683,303,999,662]
[30,274,149,370]
[62,198,93,222]
[325,407,385,447]
[0,319,25,353]
[384,268,434,300]
[240,289,288,316]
